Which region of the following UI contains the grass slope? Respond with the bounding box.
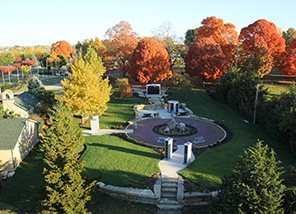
[173,89,296,189]
[81,135,161,186]
[0,145,47,213]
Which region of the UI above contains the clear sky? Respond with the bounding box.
[0,0,295,47]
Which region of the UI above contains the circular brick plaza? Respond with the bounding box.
[128,118,226,147]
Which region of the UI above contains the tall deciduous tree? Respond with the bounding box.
[152,21,186,68]
[243,34,273,76]
[61,48,112,124]
[129,38,173,83]
[196,16,238,67]
[278,38,296,76]
[104,21,138,76]
[39,105,94,213]
[239,19,286,67]
[282,28,296,49]
[185,37,227,81]
[185,29,198,47]
[50,40,72,59]
[210,141,285,214]
[75,37,106,58]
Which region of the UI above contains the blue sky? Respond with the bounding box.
[0,0,295,46]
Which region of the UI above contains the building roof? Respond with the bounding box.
[14,91,40,111]
[0,118,28,150]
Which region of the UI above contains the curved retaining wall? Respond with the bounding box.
[96,181,217,206]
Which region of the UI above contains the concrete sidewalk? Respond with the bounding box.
[158,145,195,179]
[82,129,133,136]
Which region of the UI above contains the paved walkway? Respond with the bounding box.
[133,118,223,145]
[159,145,195,179]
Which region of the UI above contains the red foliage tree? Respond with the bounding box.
[15,56,22,63]
[247,34,273,76]
[278,40,296,76]
[51,40,72,59]
[0,66,17,73]
[21,60,36,66]
[129,38,173,83]
[13,63,22,69]
[288,38,296,51]
[104,21,138,76]
[239,19,286,67]
[185,37,227,81]
[278,49,296,75]
[196,16,238,67]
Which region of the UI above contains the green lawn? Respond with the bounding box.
[81,135,161,186]
[75,94,145,129]
[174,89,296,189]
[40,76,66,85]
[0,145,47,213]
[264,83,290,99]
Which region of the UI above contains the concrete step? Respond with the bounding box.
[162,187,177,192]
[157,204,184,210]
[162,178,178,183]
[159,198,179,205]
[162,182,177,188]
[161,192,177,198]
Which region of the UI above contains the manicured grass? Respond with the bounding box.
[264,83,290,99]
[75,94,145,130]
[0,145,47,213]
[173,89,296,189]
[40,76,66,85]
[99,95,145,129]
[81,135,161,186]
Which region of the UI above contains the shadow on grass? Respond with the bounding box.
[83,168,155,187]
[89,143,160,159]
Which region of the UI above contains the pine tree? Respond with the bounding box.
[210,141,285,214]
[27,75,43,96]
[61,48,112,124]
[39,105,95,213]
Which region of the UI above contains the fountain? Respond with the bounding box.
[153,118,197,137]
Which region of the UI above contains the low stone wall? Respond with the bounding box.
[134,104,155,111]
[96,182,159,204]
[96,181,217,206]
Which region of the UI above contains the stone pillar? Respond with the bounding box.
[164,137,173,159]
[184,142,192,164]
[92,115,100,130]
[91,119,99,135]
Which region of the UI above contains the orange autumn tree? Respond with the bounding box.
[104,21,138,76]
[129,38,173,83]
[196,16,238,67]
[185,37,227,81]
[278,38,296,76]
[245,34,273,76]
[239,19,286,70]
[50,40,72,59]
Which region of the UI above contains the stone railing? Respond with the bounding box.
[96,178,217,206]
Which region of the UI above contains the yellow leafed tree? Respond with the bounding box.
[60,48,112,124]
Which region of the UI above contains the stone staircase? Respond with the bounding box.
[157,177,184,210]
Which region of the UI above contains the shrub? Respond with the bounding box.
[28,75,43,96]
[165,90,173,96]
[210,141,285,213]
[133,92,139,97]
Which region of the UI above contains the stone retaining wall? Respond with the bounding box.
[96,181,216,206]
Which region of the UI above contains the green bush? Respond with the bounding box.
[133,92,139,97]
[28,75,43,96]
[165,90,173,96]
[215,67,239,104]
[264,83,296,146]
[210,141,285,213]
[37,87,56,107]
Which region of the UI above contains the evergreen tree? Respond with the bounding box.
[39,105,94,213]
[27,75,43,96]
[210,141,285,214]
[61,48,112,124]
[282,165,296,213]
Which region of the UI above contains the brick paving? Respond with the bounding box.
[128,118,225,147]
